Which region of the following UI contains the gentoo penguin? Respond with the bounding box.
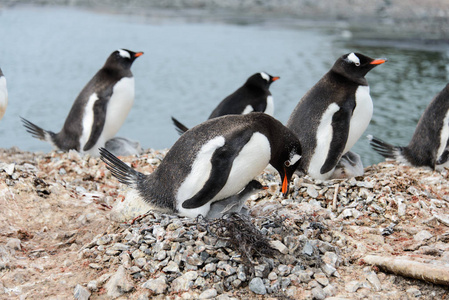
[21,49,143,156]
[100,113,302,219]
[368,83,449,170]
[206,180,267,219]
[286,52,386,180]
[0,68,7,121]
[171,72,280,135]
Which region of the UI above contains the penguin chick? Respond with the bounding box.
[206,180,267,219]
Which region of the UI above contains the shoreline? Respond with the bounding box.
[1,1,449,42]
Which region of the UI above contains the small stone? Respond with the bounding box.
[89,263,102,270]
[322,252,339,267]
[314,273,329,286]
[311,286,326,300]
[110,243,130,251]
[105,266,134,298]
[134,258,146,268]
[297,271,312,283]
[97,235,112,245]
[87,281,97,292]
[414,230,433,242]
[249,277,267,295]
[270,240,288,254]
[268,272,278,281]
[74,284,91,300]
[6,238,21,251]
[132,249,145,259]
[199,288,218,299]
[142,275,167,294]
[302,242,314,256]
[307,186,319,198]
[345,280,361,293]
[163,261,180,273]
[254,264,270,278]
[321,263,336,276]
[323,284,336,297]
[171,271,198,292]
[366,271,382,292]
[205,263,216,272]
[406,287,422,297]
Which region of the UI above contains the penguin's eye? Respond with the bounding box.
[354,62,360,66]
[284,161,291,167]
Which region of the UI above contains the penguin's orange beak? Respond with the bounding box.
[272,76,280,82]
[370,58,387,65]
[135,52,144,57]
[281,167,290,195]
[262,185,268,190]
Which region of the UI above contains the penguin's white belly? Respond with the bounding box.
[82,77,135,155]
[264,95,274,116]
[435,109,449,168]
[308,103,340,180]
[176,132,271,218]
[0,77,8,120]
[343,85,373,154]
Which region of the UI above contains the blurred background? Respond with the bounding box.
[0,0,448,166]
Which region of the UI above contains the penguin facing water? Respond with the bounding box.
[287,52,386,180]
[101,113,302,219]
[21,49,143,156]
[0,68,7,121]
[369,83,449,170]
[171,72,280,135]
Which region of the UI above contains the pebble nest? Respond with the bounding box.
[1,148,449,299]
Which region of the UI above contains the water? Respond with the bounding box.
[0,6,448,167]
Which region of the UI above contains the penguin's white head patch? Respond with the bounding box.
[285,151,301,167]
[118,49,131,59]
[347,53,360,66]
[260,72,270,82]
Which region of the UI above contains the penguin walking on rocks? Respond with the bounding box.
[287,52,386,180]
[206,180,267,219]
[0,67,7,121]
[100,113,302,219]
[171,72,280,135]
[369,83,449,170]
[21,49,143,156]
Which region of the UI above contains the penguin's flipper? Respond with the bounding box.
[436,149,449,165]
[99,147,143,187]
[367,135,398,159]
[171,116,189,135]
[182,131,254,209]
[320,110,351,175]
[83,98,108,151]
[21,117,56,142]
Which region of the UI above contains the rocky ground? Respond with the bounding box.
[1,147,449,299]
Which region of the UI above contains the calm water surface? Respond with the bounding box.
[0,6,448,167]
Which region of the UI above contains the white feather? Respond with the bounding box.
[177,132,271,218]
[118,49,131,59]
[82,77,135,156]
[79,93,98,151]
[436,109,449,169]
[242,105,254,114]
[264,95,274,116]
[0,76,7,120]
[347,53,360,65]
[308,103,340,180]
[343,85,373,154]
[260,72,270,81]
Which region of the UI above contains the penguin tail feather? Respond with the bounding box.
[21,117,55,142]
[171,116,189,135]
[367,135,401,159]
[99,147,142,188]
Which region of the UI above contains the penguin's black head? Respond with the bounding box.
[271,140,302,196]
[334,52,387,81]
[105,49,144,69]
[247,72,280,89]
